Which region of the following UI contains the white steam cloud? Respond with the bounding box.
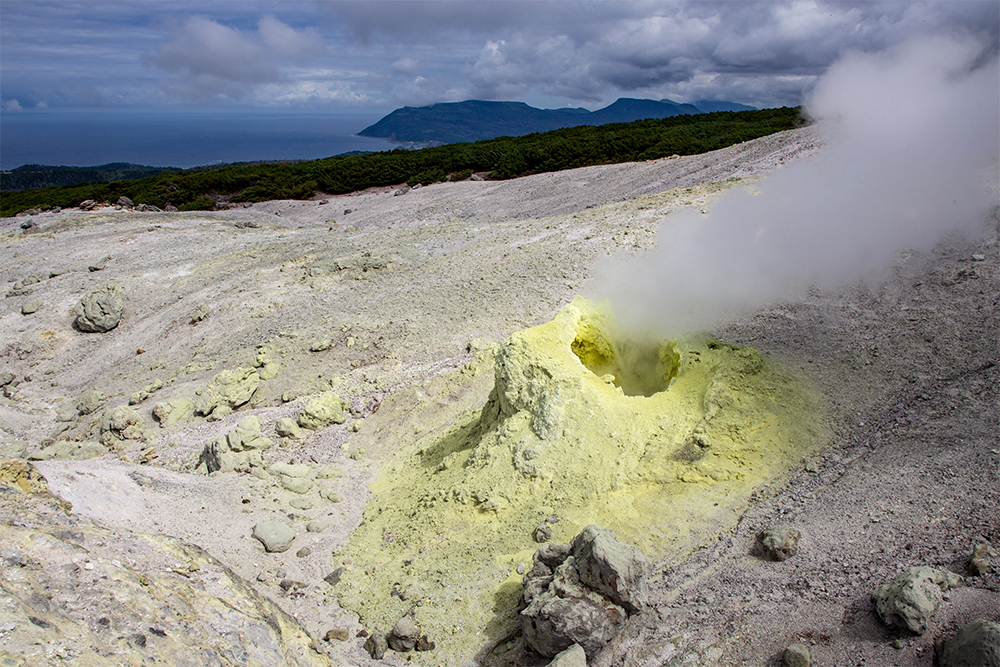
[597,35,999,335]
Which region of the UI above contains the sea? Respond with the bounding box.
[0,109,399,170]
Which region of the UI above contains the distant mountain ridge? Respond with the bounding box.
[359,98,757,144]
[1,162,179,192]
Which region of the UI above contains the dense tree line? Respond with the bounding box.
[1,107,804,217]
[1,163,180,192]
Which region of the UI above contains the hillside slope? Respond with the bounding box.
[1,125,997,667]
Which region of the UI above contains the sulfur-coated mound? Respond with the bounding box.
[339,298,824,664]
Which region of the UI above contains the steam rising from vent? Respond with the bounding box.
[598,36,1000,335]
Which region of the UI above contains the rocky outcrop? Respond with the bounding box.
[872,566,963,634]
[6,272,45,297]
[129,379,163,405]
[520,525,651,659]
[99,405,147,451]
[74,283,125,333]
[151,397,194,428]
[27,440,106,461]
[197,415,273,474]
[194,367,259,418]
[942,618,1000,667]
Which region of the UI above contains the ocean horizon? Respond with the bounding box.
[0,109,399,171]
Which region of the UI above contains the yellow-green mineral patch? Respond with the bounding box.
[340,298,824,664]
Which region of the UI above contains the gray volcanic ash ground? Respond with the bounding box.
[0,119,998,667]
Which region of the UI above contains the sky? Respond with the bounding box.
[2,0,998,117]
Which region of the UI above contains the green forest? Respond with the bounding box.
[2,106,804,218]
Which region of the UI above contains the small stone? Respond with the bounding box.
[971,254,986,261]
[21,299,42,315]
[279,579,307,592]
[415,635,435,652]
[289,497,312,510]
[534,523,552,543]
[970,543,996,576]
[759,527,800,561]
[325,628,350,642]
[323,567,345,586]
[388,616,420,652]
[189,303,210,324]
[295,546,312,558]
[364,633,388,659]
[306,520,330,533]
[516,562,526,575]
[782,643,811,667]
[310,339,331,352]
[256,571,268,582]
[252,521,295,553]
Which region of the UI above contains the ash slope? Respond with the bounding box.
[1,124,998,667]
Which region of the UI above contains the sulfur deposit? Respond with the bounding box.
[339,298,823,664]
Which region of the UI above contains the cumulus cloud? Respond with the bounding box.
[459,1,998,107]
[2,99,24,112]
[147,15,326,101]
[596,35,1000,335]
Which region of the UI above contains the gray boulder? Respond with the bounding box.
[520,525,648,659]
[74,283,125,333]
[571,525,651,614]
[872,566,963,634]
[388,616,420,652]
[117,196,134,208]
[252,521,295,553]
[942,618,1000,667]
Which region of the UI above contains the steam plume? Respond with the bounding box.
[597,35,1000,335]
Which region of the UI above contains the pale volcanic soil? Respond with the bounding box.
[1,125,998,667]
